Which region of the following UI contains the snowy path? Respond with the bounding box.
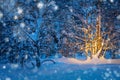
[0,58,120,80]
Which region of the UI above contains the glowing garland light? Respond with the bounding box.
[81,14,113,59]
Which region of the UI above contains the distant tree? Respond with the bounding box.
[0,0,56,67]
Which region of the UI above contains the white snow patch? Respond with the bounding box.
[0,58,120,80]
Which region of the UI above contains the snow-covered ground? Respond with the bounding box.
[56,57,120,64]
[0,58,120,80]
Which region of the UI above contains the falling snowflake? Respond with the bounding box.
[18,37,22,41]
[24,77,29,80]
[76,77,81,80]
[5,77,11,80]
[53,5,58,10]
[3,65,6,69]
[27,27,30,30]
[104,72,110,77]
[117,15,120,20]
[24,54,28,59]
[110,0,114,3]
[17,7,23,14]
[0,11,3,19]
[106,68,110,71]
[31,33,35,35]
[113,70,120,77]
[83,70,88,74]
[54,70,57,73]
[4,37,9,42]
[3,23,6,26]
[14,15,18,20]
[20,22,25,28]
[69,8,73,12]
[37,2,44,9]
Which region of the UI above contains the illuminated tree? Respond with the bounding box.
[63,0,120,59]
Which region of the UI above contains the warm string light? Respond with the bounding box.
[81,15,112,59]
